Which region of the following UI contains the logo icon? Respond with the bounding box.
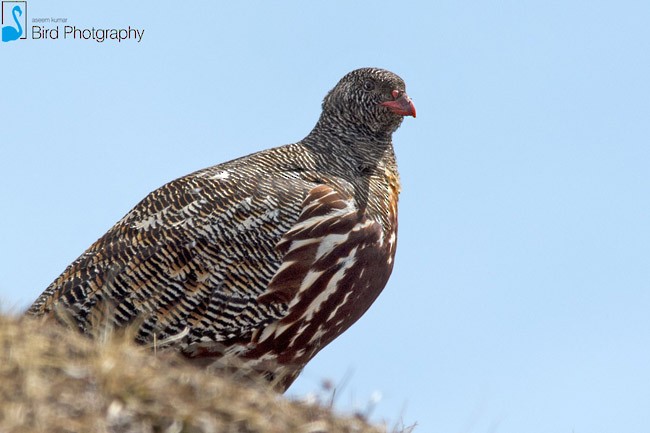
[2,1,26,42]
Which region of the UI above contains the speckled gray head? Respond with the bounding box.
[322,67,416,136]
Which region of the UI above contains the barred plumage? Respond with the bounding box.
[27,67,416,391]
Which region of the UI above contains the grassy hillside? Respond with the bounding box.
[0,313,409,433]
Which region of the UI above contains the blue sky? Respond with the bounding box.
[2,1,649,432]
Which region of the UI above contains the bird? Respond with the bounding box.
[2,5,24,42]
[27,67,416,392]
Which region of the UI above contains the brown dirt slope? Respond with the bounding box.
[0,313,401,433]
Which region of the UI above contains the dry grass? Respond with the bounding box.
[0,313,406,433]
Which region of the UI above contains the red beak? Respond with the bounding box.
[380,91,417,118]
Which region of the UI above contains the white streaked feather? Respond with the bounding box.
[300,247,358,323]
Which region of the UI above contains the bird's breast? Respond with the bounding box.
[232,171,400,387]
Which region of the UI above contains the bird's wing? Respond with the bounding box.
[181,181,387,363]
[28,167,314,344]
[243,183,386,358]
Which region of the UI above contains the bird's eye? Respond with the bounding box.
[363,80,375,91]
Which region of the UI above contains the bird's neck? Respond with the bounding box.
[298,116,400,234]
[304,115,395,169]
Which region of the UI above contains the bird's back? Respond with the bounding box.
[30,143,312,338]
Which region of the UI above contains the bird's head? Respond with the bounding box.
[321,68,416,137]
